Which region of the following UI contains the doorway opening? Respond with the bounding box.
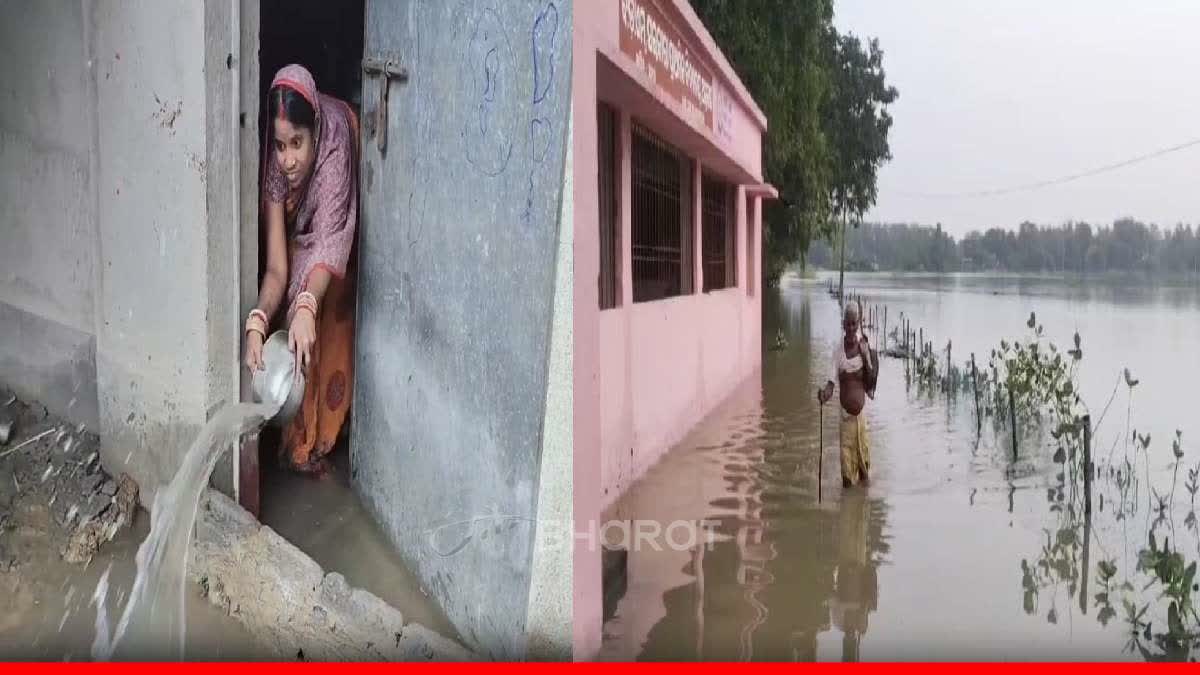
[254,0,363,508]
[247,0,460,642]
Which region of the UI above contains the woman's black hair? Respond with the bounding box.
[268,85,316,130]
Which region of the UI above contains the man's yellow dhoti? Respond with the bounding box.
[840,409,870,486]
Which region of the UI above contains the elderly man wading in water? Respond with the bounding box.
[818,300,877,488]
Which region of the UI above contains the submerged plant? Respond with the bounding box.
[1095,559,1125,627]
[1132,428,1153,514]
[1021,523,1084,618]
[1133,531,1200,659]
[1172,430,1186,509]
[983,317,1089,479]
[1186,462,1199,509]
[975,316,1200,659]
[1154,488,1171,518]
[1115,368,1140,472]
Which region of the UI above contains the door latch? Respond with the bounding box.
[361,57,409,154]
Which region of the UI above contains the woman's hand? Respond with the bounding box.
[244,330,265,372]
[289,308,317,380]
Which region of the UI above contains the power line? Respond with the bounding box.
[896,137,1200,199]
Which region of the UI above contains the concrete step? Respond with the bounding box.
[191,489,476,662]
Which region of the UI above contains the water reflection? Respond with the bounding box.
[610,482,888,661]
[602,284,889,662]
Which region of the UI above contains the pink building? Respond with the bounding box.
[573,0,776,657]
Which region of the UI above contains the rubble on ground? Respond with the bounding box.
[0,389,140,569]
[61,473,139,565]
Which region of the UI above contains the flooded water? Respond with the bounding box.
[0,499,267,662]
[600,272,1200,661]
[259,446,459,640]
[91,402,276,661]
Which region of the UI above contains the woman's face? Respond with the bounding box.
[273,117,315,189]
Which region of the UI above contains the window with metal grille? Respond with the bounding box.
[631,123,693,303]
[597,102,619,310]
[701,172,735,292]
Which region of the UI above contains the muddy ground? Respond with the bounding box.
[0,388,267,660]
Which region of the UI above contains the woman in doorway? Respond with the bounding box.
[243,64,360,475]
[818,301,876,488]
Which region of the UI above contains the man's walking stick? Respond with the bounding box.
[818,394,825,504]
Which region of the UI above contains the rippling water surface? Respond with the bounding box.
[600,272,1200,661]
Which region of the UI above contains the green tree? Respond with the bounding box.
[690,1,897,288]
[822,31,898,299]
[689,0,835,287]
[822,33,898,220]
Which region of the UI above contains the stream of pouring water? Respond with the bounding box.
[89,401,277,661]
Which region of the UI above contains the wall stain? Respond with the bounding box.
[151,94,182,136]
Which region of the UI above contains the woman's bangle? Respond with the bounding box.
[245,324,266,340]
[297,291,318,311]
[245,312,267,339]
[295,291,319,319]
[248,308,268,324]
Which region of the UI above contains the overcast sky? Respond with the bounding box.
[832,0,1200,237]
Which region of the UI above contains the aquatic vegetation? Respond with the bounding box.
[1171,431,1185,509]
[897,311,1200,660]
[1020,518,1085,622]
[1186,462,1199,509]
[840,290,1199,660]
[1127,532,1199,660]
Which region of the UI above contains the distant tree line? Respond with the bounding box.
[806,219,1200,277]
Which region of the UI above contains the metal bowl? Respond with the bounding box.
[251,330,305,427]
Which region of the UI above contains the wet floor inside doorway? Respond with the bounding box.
[258,444,460,644]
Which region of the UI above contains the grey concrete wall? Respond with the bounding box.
[89,0,214,501]
[1,1,244,504]
[0,1,100,429]
[352,0,572,659]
